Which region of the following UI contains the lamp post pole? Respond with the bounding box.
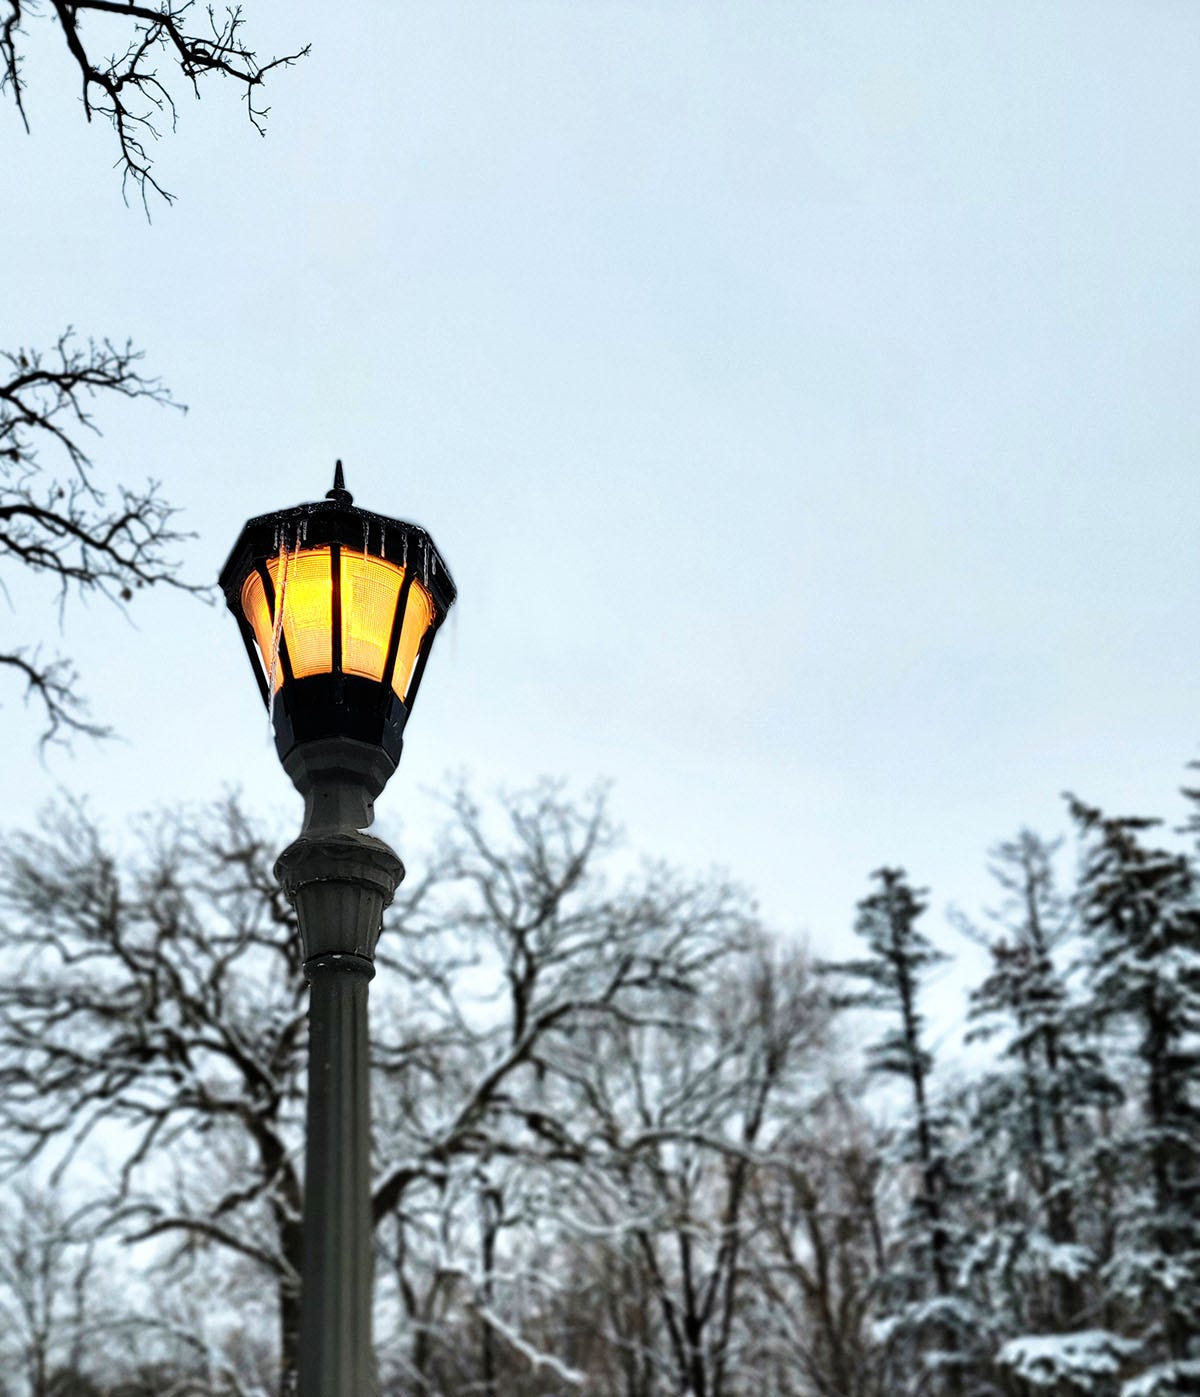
[275,740,402,1396]
[219,466,456,1397]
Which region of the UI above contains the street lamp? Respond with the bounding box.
[219,463,456,1396]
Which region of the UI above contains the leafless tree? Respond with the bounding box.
[0,784,777,1394]
[0,330,199,746]
[535,936,830,1397]
[0,795,308,1393]
[0,1183,101,1396]
[2,0,307,207]
[748,1093,893,1397]
[370,781,760,1393]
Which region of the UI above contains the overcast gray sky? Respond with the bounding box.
[5,1,1199,1043]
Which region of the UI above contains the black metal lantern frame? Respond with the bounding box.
[219,470,457,769]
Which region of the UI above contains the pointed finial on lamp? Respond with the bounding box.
[326,459,354,505]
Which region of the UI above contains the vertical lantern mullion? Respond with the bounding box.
[330,541,343,677]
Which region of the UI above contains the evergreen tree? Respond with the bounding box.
[959,830,1125,1395]
[1069,797,1200,1397]
[822,868,970,1396]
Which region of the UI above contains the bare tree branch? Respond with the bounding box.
[1,0,308,207]
[0,650,108,745]
[0,329,202,746]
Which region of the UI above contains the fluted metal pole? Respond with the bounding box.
[275,739,404,1397]
[300,954,376,1392]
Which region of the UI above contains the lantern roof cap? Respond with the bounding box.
[218,467,457,619]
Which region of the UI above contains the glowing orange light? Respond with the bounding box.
[240,547,434,699]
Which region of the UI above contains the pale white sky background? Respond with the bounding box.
[4,2,1200,1051]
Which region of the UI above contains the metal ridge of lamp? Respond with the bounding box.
[219,462,457,1397]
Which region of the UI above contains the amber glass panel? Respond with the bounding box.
[339,551,434,698]
[240,570,281,690]
[340,552,403,681]
[241,547,433,698]
[393,578,433,701]
[269,550,333,678]
[239,548,334,686]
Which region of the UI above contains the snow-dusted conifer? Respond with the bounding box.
[1069,797,1200,1397]
[959,830,1126,1395]
[822,867,970,1396]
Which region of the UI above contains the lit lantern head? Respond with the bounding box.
[219,464,456,773]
